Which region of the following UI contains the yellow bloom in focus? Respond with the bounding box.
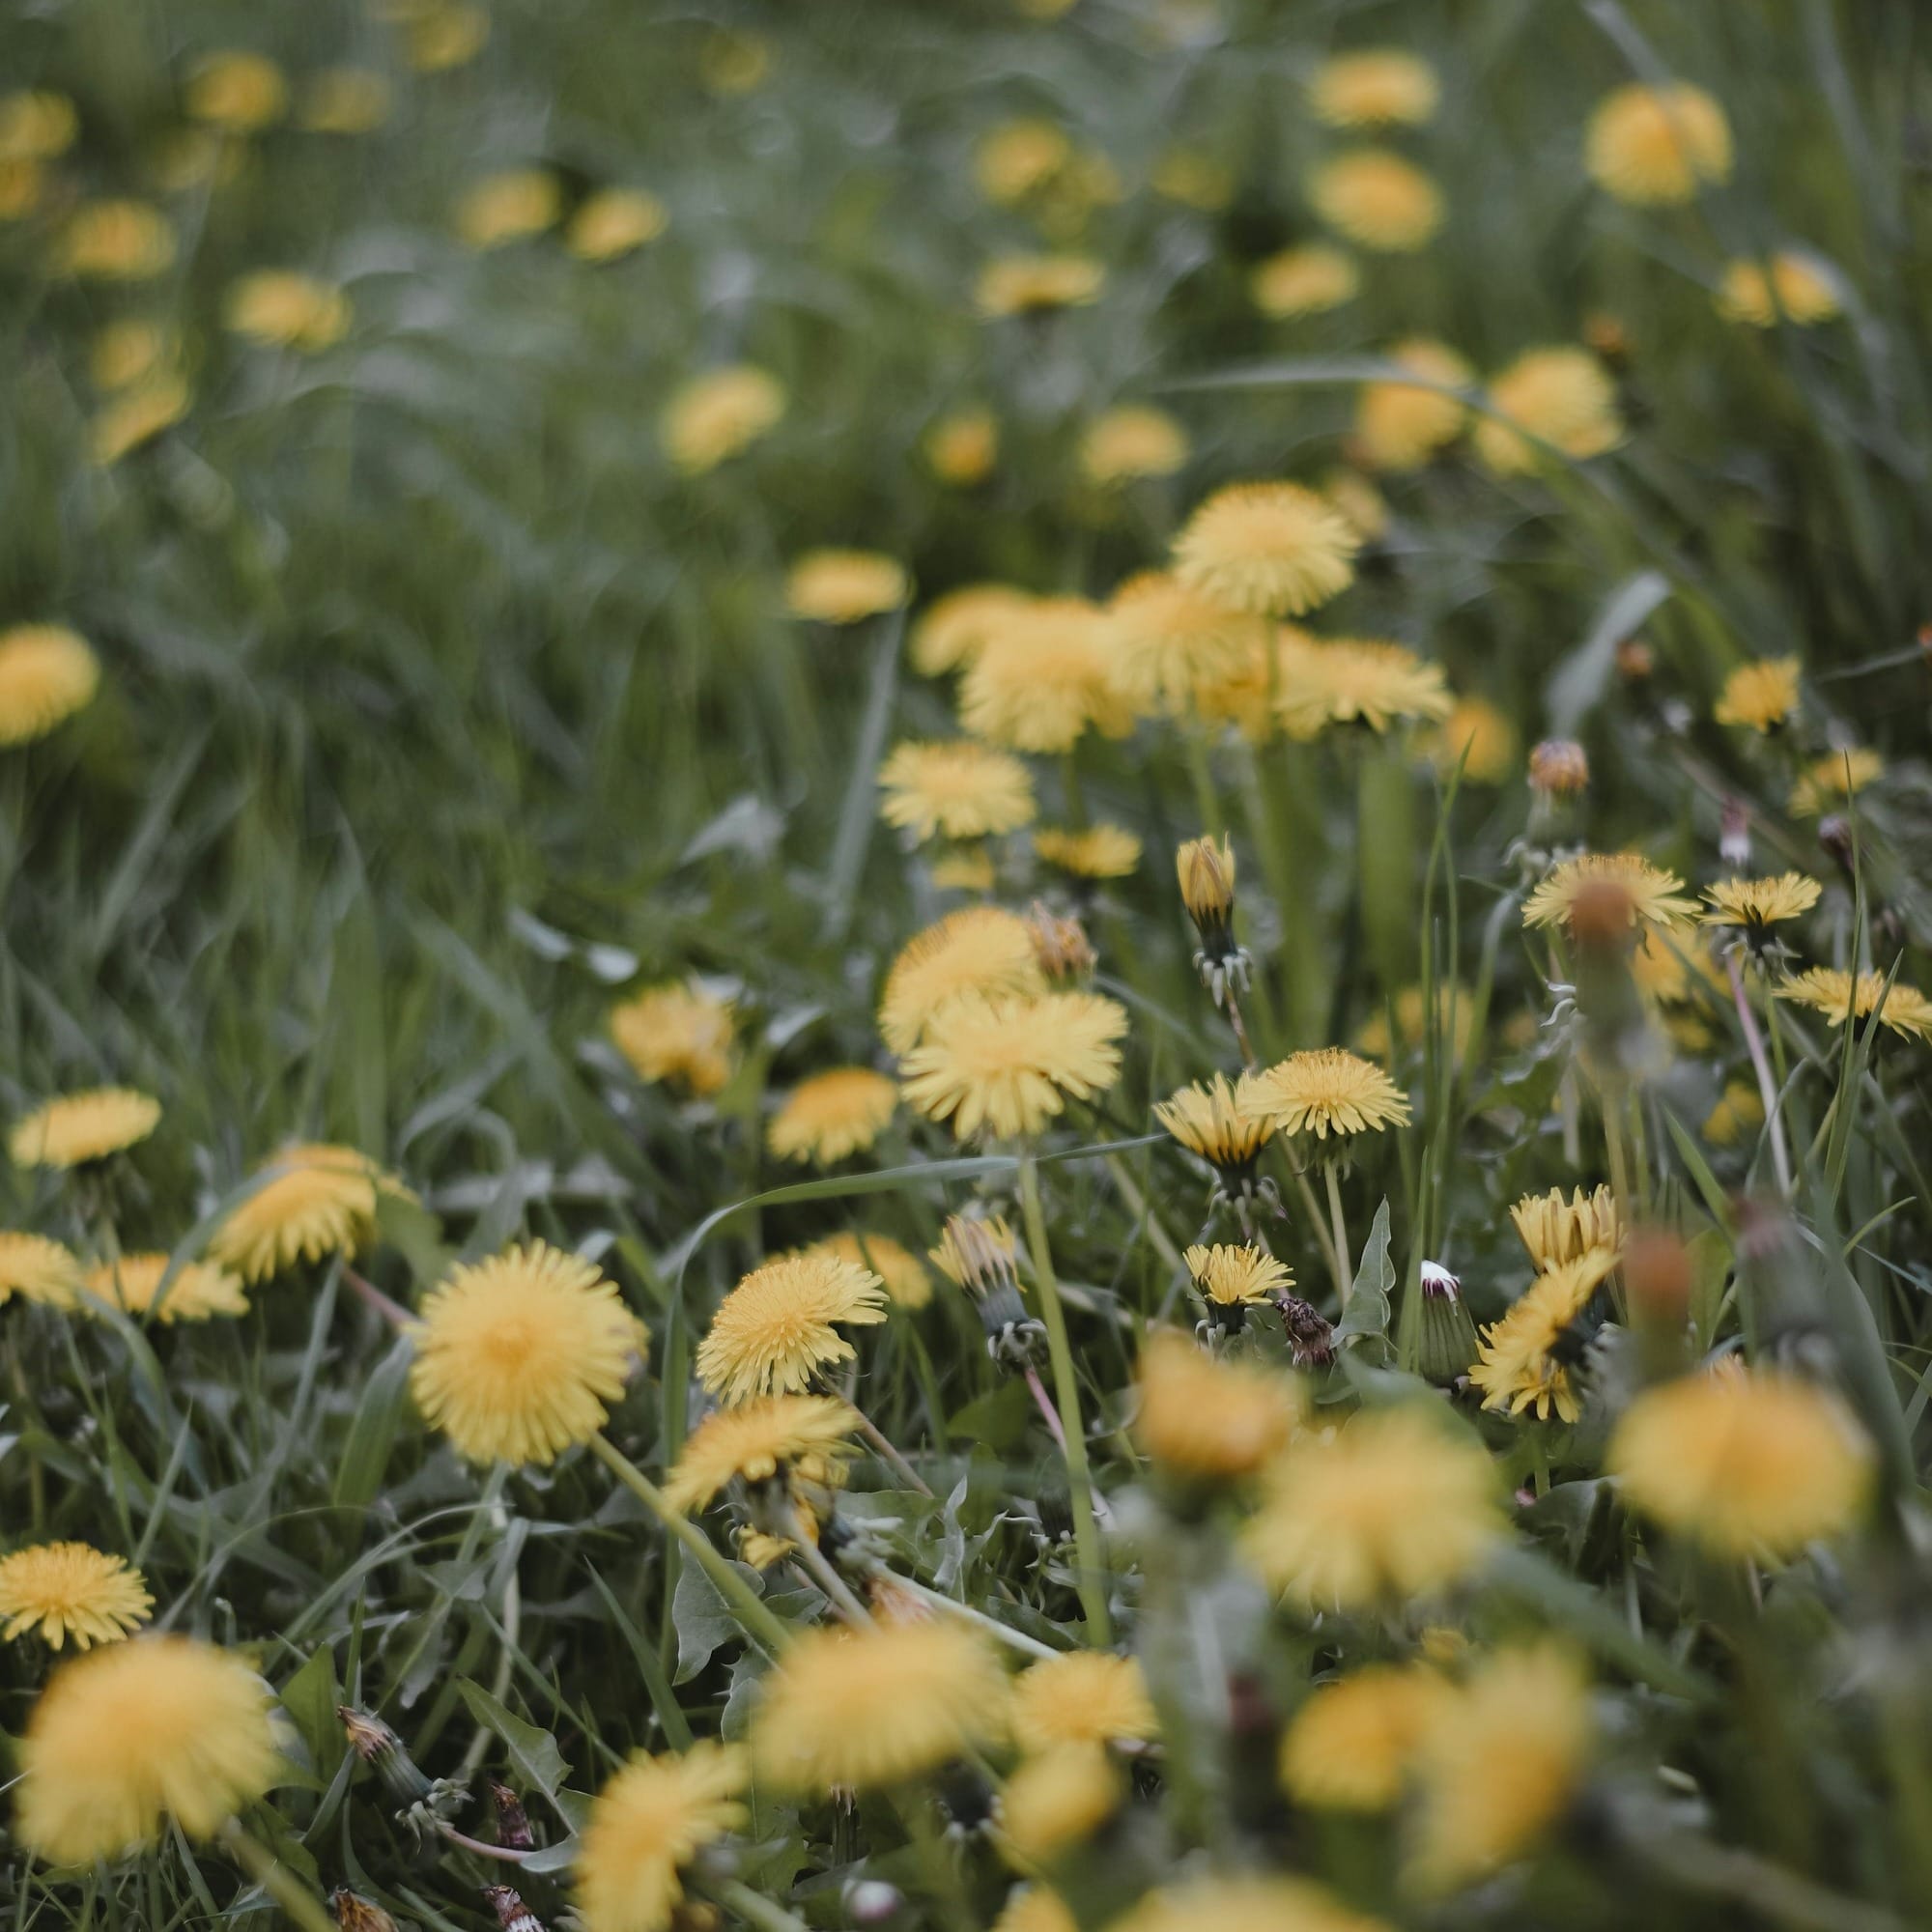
[455,169,560,247]
[925,409,1000,485]
[1133,1329,1301,1484]
[696,1251,886,1403]
[1354,337,1471,471]
[411,1241,640,1466]
[911,583,1033,676]
[1585,82,1732,205]
[1080,406,1189,487]
[1250,243,1359,319]
[567,186,668,263]
[90,375,192,466]
[1244,1047,1410,1142]
[767,1067,897,1165]
[11,1089,159,1169]
[975,119,1072,206]
[803,1230,932,1310]
[611,980,734,1095]
[1409,1645,1593,1891]
[1184,1241,1290,1312]
[1151,147,1234,210]
[224,270,351,352]
[785,550,909,624]
[1107,571,1267,716]
[16,1635,283,1863]
[1277,639,1453,738]
[1714,656,1801,732]
[878,906,1045,1054]
[1521,853,1695,935]
[85,1253,248,1323]
[299,68,391,134]
[879,740,1036,844]
[1243,1405,1500,1606]
[0,1233,85,1309]
[1468,1249,1619,1424]
[410,3,491,71]
[0,1544,153,1651]
[898,989,1127,1141]
[1110,1876,1390,1932]
[1311,50,1439,128]
[1173,482,1358,617]
[1776,968,1932,1042]
[1510,1184,1621,1270]
[185,51,287,132]
[1012,1652,1158,1754]
[1280,1662,1449,1810]
[1474,348,1624,473]
[1155,1070,1276,1180]
[1310,149,1442,251]
[1000,1744,1122,1866]
[1034,823,1141,880]
[91,320,173,392]
[0,91,77,161]
[0,625,99,744]
[661,365,786,472]
[1424,696,1516,783]
[959,597,1133,752]
[1718,252,1840,327]
[208,1142,407,1282]
[751,1620,1009,1792]
[578,1742,747,1932]
[1702,1079,1764,1147]
[976,253,1106,319]
[663,1393,858,1513]
[56,200,177,280]
[1790,747,1881,817]
[1702,872,1821,935]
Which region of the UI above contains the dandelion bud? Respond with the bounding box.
[331,1892,400,1932]
[1615,636,1654,679]
[1528,738,1589,797]
[1416,1259,1478,1383]
[1719,796,1751,868]
[338,1704,432,1804]
[1584,311,1632,368]
[1177,834,1250,1004]
[480,1888,545,1932]
[1027,899,1096,981]
[931,1213,1041,1366]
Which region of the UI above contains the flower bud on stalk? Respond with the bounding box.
[1176,835,1248,1006]
[931,1213,1043,1367]
[1416,1260,1478,1383]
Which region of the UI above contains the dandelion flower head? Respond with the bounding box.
[1468,1248,1618,1425]
[1280,1662,1450,1810]
[1354,338,1471,471]
[879,739,1037,843]
[85,1253,248,1323]
[224,270,351,352]
[1474,348,1624,473]
[0,1543,154,1651]
[661,365,786,472]
[1080,406,1189,487]
[577,1741,747,1932]
[1107,571,1268,716]
[567,186,668,263]
[1310,148,1443,251]
[1133,1329,1303,1484]
[910,583,1035,677]
[1109,1877,1392,1932]
[1714,656,1801,732]
[0,625,100,746]
[1719,252,1840,327]
[976,252,1106,319]
[803,1229,932,1310]
[1012,1651,1159,1754]
[878,906,1045,1054]
[766,1067,897,1165]
[0,1232,85,1309]
[1521,854,1695,935]
[1172,482,1359,617]
[209,1142,408,1282]
[785,549,909,624]
[958,597,1134,752]
[696,1250,886,1403]
[1034,823,1142,880]
[1251,243,1359,319]
[664,1392,858,1514]
[185,51,287,131]
[1702,872,1822,934]
[57,201,177,280]
[611,981,735,1095]
[1243,1047,1411,1143]
[1585,82,1732,205]
[1277,639,1454,738]
[455,168,560,247]
[1776,968,1932,1041]
[11,1088,159,1169]
[1155,1069,1276,1180]
[1184,1242,1291,1310]
[1510,1184,1622,1270]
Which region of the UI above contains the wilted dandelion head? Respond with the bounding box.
[785,549,909,624]
[1309,148,1443,251]
[224,270,351,352]
[1110,1876,1391,1932]
[1311,49,1439,128]
[976,252,1106,319]
[878,906,1045,1053]
[16,1635,283,1863]
[0,1543,153,1652]
[1789,747,1880,817]
[1173,482,1358,617]
[611,980,735,1095]
[1034,823,1142,880]
[1133,1329,1302,1484]
[1585,81,1732,205]
[696,1251,887,1402]
[663,1393,859,1513]
[209,1142,406,1282]
[1474,348,1624,473]
[1279,1662,1450,1811]
[11,1088,159,1170]
[0,624,99,745]
[1155,1070,1276,1180]
[1242,1404,1501,1607]
[1718,252,1840,328]
[803,1230,932,1309]
[90,374,192,465]
[0,90,78,161]
[1353,338,1470,471]
[410,3,491,72]
[455,169,561,247]
[577,1741,747,1932]
[958,597,1133,752]
[85,1253,248,1323]
[898,989,1128,1140]
[410,1241,642,1465]
[1521,854,1695,935]
[1183,1241,1291,1310]
[751,1620,1009,1792]
[661,365,786,472]
[299,67,391,134]
[1714,656,1801,732]
[57,200,176,280]
[766,1066,898,1165]
[185,50,286,131]
[1701,872,1822,935]
[1528,737,1590,796]
[1776,967,1932,1041]
[924,408,1000,485]
[999,1743,1122,1865]
[0,1232,85,1310]
[1511,1184,1622,1270]
[1278,639,1454,737]
[1108,571,1267,716]
[1424,696,1516,783]
[910,583,1033,676]
[1468,1248,1618,1424]
[567,186,668,263]
[1244,1047,1410,1143]
[880,740,1036,845]
[1010,1651,1158,1755]
[1250,242,1359,319]
[1080,406,1189,488]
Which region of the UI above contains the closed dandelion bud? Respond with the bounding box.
[338,1704,432,1804]
[489,1778,535,1852]
[1528,738,1589,798]
[480,1888,545,1932]
[1416,1261,1478,1383]
[931,1213,1041,1366]
[331,1892,399,1932]
[1177,835,1250,1005]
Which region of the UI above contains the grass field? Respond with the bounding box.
[2,3,1931,1930]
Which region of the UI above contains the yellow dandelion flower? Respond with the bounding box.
[224,270,351,352]
[11,1089,159,1169]
[1184,1241,1291,1310]
[996,1890,1077,1932]
[0,157,43,220]
[455,169,560,248]
[925,409,999,485]
[611,980,735,1095]
[1110,1876,1390,1932]
[57,200,176,280]
[911,583,1033,676]
[976,252,1106,319]
[879,906,1045,1053]
[931,846,995,893]
[752,1620,1009,1792]
[1310,148,1442,251]
[1080,406,1189,487]
[1702,871,1822,934]
[0,625,99,745]
[299,67,392,134]
[208,1143,405,1283]
[1322,467,1389,542]
[1718,252,1840,327]
[696,1251,887,1403]
[91,320,173,392]
[1107,570,1267,716]
[84,1253,248,1323]
[1191,623,1322,742]
[149,126,242,193]
[1243,1404,1501,1607]
[661,365,786,473]
[1714,655,1801,732]
[1133,1329,1302,1484]
[1585,81,1732,206]
[0,90,78,162]
[1511,1184,1622,1270]
[1474,347,1624,473]
[1354,337,1471,471]
[1702,1079,1764,1147]
[1173,482,1359,617]
[1151,146,1233,210]
[90,374,191,466]
[1424,696,1516,783]
[0,1232,85,1310]
[663,1393,858,1513]
[567,186,668,263]
[766,1066,897,1165]
[1012,1652,1158,1755]
[1790,747,1881,817]
[1468,1248,1619,1424]
[898,989,1128,1141]
[1244,1047,1411,1142]
[1034,823,1141,880]
[0,1544,153,1651]
[1521,853,1696,934]
[785,549,909,624]
[698,25,771,94]
[1155,1070,1277,1180]
[879,741,1037,845]
[578,1742,747,1932]
[17,1635,283,1863]
[1310,52,1438,130]
[1250,242,1359,319]
[410,2,491,71]
[1409,1645,1593,1891]
[410,1241,641,1465]
[1280,1662,1449,1810]
[1278,638,1454,737]
[999,1743,1122,1866]
[185,51,286,132]
[975,119,1072,206]
[1777,967,1932,1041]
[959,596,1134,752]
[803,1230,932,1310]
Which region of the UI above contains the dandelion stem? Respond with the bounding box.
[1017,1151,1112,1644]
[589,1434,792,1657]
[700,1875,811,1932]
[1730,952,1794,1195]
[1023,1363,1069,1455]
[1289,1159,1347,1299]
[1223,989,1257,1068]
[343,1264,413,1330]
[219,1820,339,1932]
[1323,1163,1353,1291]
[1603,1088,1633,1210]
[1100,1150,1187,1276]
[890,1574,1066,1660]
[789,1522,876,1628]
[848,1401,932,1496]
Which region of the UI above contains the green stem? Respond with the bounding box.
[847,1400,932,1496]
[1288,1156,1347,1300]
[701,1874,812,1932]
[1017,1151,1112,1644]
[1323,1162,1353,1292]
[892,1574,1065,1661]
[789,1523,875,1628]
[589,1435,793,1657]
[219,1821,339,1932]
[1603,1086,1633,1211]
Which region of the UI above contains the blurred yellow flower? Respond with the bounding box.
[85,1253,248,1324]
[785,549,909,623]
[1311,50,1439,128]
[1789,747,1881,816]
[1354,337,1471,470]
[1012,1651,1158,1754]
[0,1233,85,1310]
[1193,623,1319,741]
[803,1230,932,1310]
[0,157,43,219]
[1151,146,1234,209]
[1777,968,1932,1041]
[0,1544,153,1651]
[56,200,177,280]
[1034,823,1142,879]
[995,1889,1077,1932]
[1310,148,1442,251]
[1702,1078,1764,1146]
[999,1744,1122,1865]
[299,67,392,134]
[0,625,99,743]
[767,1066,898,1164]
[664,1392,857,1512]
[90,374,192,465]
[0,90,77,161]
[1173,482,1358,616]
[1511,1184,1621,1270]
[1250,242,1359,319]
[975,119,1072,205]
[696,1250,887,1402]
[209,1142,408,1282]
[878,906,1045,1053]
[1356,984,1479,1065]
[410,2,492,71]
[567,186,668,263]
[1468,1248,1619,1424]
[12,1089,159,1169]
[455,168,560,247]
[698,27,772,95]
[224,270,352,352]
[1280,1662,1449,1809]
[880,739,1036,843]
[185,51,287,131]
[1133,1329,1302,1484]
[1110,1876,1388,1932]
[910,583,1032,676]
[1322,467,1389,542]
[90,319,173,392]
[611,981,734,1094]
[924,408,1000,485]
[1521,853,1695,934]
[661,365,786,472]
[1278,638,1453,737]
[1718,252,1840,327]
[1080,405,1189,486]
[1108,571,1265,716]
[1245,1046,1410,1142]
[977,252,1106,318]
[1424,696,1516,782]
[959,596,1133,751]
[1474,347,1623,472]
[1585,81,1732,205]
[1714,655,1800,731]
[578,1742,747,1932]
